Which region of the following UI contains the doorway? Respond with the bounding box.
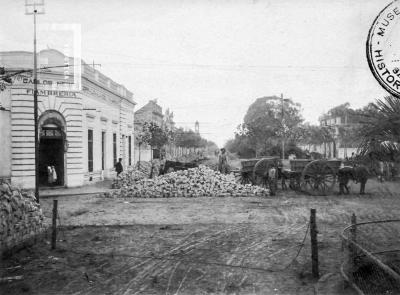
[39,127,65,187]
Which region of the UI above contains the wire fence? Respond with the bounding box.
[341,218,400,295]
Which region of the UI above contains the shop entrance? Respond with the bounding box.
[38,111,67,187]
[39,128,65,187]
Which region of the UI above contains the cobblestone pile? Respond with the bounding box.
[0,182,45,256]
[112,166,148,189]
[112,160,164,189]
[106,165,269,198]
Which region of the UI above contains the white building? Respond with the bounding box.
[0,49,136,188]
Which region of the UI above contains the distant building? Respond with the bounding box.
[163,108,175,131]
[134,99,164,161]
[134,99,163,127]
[0,49,136,188]
[316,105,361,158]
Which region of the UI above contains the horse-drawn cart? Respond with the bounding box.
[234,157,281,187]
[233,157,343,195]
[289,159,342,195]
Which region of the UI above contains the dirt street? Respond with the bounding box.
[1,179,400,295]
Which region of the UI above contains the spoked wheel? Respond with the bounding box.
[300,160,336,195]
[234,170,253,185]
[253,158,277,189]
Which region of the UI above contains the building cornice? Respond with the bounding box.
[0,49,136,106]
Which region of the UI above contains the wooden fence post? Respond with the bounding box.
[51,200,58,250]
[310,208,319,278]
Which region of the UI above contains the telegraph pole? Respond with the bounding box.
[26,0,45,202]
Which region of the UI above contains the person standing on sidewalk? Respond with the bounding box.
[115,158,123,177]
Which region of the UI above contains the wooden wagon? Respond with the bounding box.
[289,159,342,195]
[234,157,281,187]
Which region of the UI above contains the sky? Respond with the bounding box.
[0,0,390,147]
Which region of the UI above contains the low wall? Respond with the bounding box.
[0,182,46,258]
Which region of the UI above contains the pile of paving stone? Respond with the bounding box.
[136,160,162,177]
[112,166,148,189]
[106,165,269,198]
[0,182,45,254]
[112,160,164,189]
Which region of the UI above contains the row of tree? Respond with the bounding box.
[136,122,218,157]
[225,95,400,161]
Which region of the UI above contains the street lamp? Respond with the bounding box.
[25,0,45,202]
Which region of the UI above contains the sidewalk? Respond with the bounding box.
[39,179,113,198]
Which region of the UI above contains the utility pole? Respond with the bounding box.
[25,0,45,202]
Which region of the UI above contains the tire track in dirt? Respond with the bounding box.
[204,223,311,294]
[71,214,316,295]
[150,224,272,294]
[71,229,203,295]
[113,224,251,294]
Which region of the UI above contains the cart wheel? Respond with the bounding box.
[300,160,336,195]
[234,171,252,185]
[253,158,277,189]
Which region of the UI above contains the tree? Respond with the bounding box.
[225,133,256,158]
[242,96,304,157]
[174,128,203,148]
[358,96,400,160]
[146,122,170,158]
[135,125,151,165]
[299,124,338,158]
[299,124,323,149]
[137,122,170,160]
[337,124,362,156]
[171,127,218,157]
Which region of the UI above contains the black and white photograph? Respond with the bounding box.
[1,0,400,294]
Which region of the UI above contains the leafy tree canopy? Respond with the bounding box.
[358,96,400,160]
[173,127,218,150]
[242,96,303,154]
[139,122,170,149]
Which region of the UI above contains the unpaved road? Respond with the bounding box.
[1,179,400,294]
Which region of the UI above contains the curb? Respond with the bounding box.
[39,191,111,198]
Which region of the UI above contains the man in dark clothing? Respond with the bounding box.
[338,166,352,195]
[218,148,228,174]
[115,158,123,176]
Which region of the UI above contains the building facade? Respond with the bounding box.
[0,49,136,188]
[316,111,359,159]
[134,99,163,162]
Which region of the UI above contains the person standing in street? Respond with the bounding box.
[378,160,384,182]
[115,158,123,177]
[267,165,277,196]
[218,148,228,174]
